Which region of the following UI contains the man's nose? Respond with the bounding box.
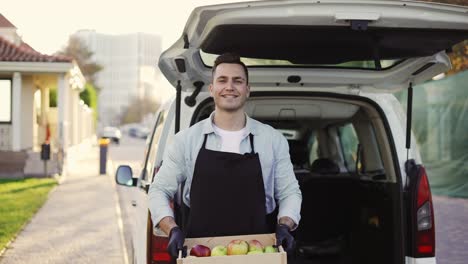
[226,80,235,90]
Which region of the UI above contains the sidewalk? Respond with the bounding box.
[0,146,125,264]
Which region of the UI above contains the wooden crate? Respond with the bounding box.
[177,233,287,264]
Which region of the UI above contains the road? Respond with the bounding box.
[108,135,147,264]
[108,135,468,264]
[433,195,468,264]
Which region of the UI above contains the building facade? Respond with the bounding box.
[0,14,93,178]
[73,30,161,127]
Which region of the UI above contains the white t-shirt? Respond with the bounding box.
[213,124,247,154]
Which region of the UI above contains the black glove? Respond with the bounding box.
[167,226,186,258]
[276,224,295,252]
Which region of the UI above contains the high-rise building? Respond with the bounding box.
[73,30,161,126]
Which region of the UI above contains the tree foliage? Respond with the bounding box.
[446,40,468,76]
[80,83,98,122]
[49,88,57,107]
[56,36,103,89]
[121,96,160,124]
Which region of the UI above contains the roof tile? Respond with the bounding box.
[0,14,16,28]
[0,36,72,63]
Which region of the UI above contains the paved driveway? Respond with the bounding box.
[0,147,125,264]
[433,195,468,264]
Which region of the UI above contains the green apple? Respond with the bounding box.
[264,245,278,253]
[211,245,228,256]
[247,251,264,255]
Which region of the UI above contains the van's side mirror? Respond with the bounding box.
[115,165,137,187]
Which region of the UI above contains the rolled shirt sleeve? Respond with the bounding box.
[148,132,187,227]
[273,131,302,230]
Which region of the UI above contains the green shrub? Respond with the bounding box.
[80,83,98,122]
[49,88,57,107]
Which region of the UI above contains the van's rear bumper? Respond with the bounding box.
[406,256,436,264]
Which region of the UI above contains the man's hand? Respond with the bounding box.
[275,224,295,252]
[167,226,186,258]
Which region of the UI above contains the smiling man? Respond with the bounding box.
[148,53,302,258]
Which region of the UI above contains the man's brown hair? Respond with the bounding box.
[212,53,249,84]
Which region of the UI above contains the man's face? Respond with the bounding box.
[209,63,250,113]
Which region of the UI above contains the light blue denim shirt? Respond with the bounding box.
[148,112,302,230]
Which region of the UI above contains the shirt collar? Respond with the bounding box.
[202,111,258,136]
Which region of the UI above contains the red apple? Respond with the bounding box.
[190,244,211,257]
[248,239,264,252]
[227,240,249,255]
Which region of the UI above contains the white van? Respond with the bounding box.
[115,1,468,264]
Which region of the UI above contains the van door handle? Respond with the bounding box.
[132,200,137,207]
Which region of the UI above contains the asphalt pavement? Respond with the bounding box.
[433,195,468,264]
[0,144,125,264]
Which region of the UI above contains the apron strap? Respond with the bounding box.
[202,134,208,149]
[249,134,255,154]
[204,132,255,153]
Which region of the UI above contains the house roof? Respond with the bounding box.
[0,36,72,63]
[0,14,16,28]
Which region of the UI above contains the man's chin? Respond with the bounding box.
[217,104,244,113]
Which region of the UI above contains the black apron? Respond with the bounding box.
[186,133,275,238]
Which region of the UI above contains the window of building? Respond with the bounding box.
[0,79,12,123]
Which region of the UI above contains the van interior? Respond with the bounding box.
[187,94,404,264]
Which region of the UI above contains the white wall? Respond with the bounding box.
[21,76,34,150]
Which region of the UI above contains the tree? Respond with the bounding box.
[446,40,468,76]
[80,83,98,122]
[121,96,160,124]
[56,36,103,89]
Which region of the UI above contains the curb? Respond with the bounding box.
[107,159,130,264]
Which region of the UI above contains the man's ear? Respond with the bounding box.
[209,84,214,97]
[246,85,251,98]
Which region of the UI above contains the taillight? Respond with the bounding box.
[415,167,435,257]
[151,235,171,264]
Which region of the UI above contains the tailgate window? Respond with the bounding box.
[200,50,402,70]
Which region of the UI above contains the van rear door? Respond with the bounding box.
[159,0,468,94]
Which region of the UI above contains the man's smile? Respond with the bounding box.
[221,94,239,98]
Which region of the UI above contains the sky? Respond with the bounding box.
[2,0,255,55]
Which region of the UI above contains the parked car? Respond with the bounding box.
[129,126,151,139]
[115,1,468,263]
[100,126,121,144]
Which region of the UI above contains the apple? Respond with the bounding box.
[211,245,228,256]
[190,244,211,257]
[248,239,264,252]
[227,240,249,255]
[264,245,278,253]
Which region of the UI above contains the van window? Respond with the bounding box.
[200,50,402,70]
[142,110,167,181]
[338,124,359,172]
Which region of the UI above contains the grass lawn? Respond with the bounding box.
[0,178,57,251]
